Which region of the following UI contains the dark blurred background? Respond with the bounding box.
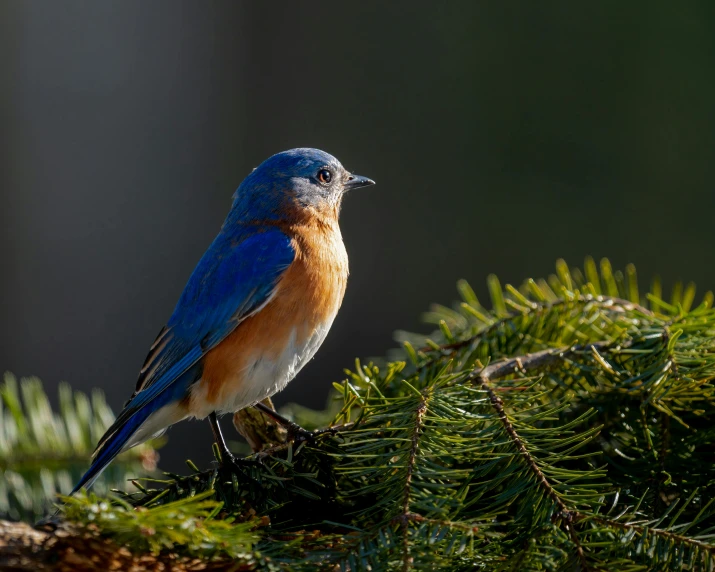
[2,1,715,471]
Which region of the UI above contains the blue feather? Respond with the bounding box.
[72,228,295,492]
[135,229,295,396]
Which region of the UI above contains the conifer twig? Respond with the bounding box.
[477,370,589,568]
[655,412,671,517]
[421,295,651,355]
[588,514,715,555]
[474,340,615,382]
[399,393,429,572]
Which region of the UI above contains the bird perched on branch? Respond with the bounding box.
[72,148,374,492]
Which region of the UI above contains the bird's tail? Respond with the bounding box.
[70,362,199,495]
[70,401,158,494]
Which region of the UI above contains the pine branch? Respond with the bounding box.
[5,258,715,570]
[399,391,429,572]
[421,294,651,356]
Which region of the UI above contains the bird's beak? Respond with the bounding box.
[344,173,376,191]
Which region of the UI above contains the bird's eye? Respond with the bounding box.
[317,169,332,184]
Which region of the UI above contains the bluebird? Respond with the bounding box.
[72,148,374,493]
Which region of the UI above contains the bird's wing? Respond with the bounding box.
[135,228,295,395]
[95,228,295,452]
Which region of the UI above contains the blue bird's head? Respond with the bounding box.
[230,148,375,222]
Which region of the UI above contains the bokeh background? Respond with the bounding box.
[2,1,715,472]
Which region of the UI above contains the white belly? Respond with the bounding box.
[189,320,334,419]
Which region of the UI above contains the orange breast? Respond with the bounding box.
[190,217,349,414]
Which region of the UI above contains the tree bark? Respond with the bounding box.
[0,519,243,572]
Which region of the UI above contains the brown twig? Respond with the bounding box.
[254,422,354,461]
[475,341,612,382]
[654,412,671,517]
[392,512,478,534]
[400,394,429,572]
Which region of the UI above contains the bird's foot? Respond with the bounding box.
[287,423,340,445]
[215,445,263,473]
[35,512,63,531]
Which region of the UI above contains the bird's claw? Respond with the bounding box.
[219,451,262,472]
[288,424,340,445]
[35,513,63,531]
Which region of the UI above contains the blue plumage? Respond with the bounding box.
[137,229,295,395]
[72,229,295,493]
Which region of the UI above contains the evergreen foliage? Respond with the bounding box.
[0,373,159,522]
[60,490,257,560]
[7,258,715,570]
